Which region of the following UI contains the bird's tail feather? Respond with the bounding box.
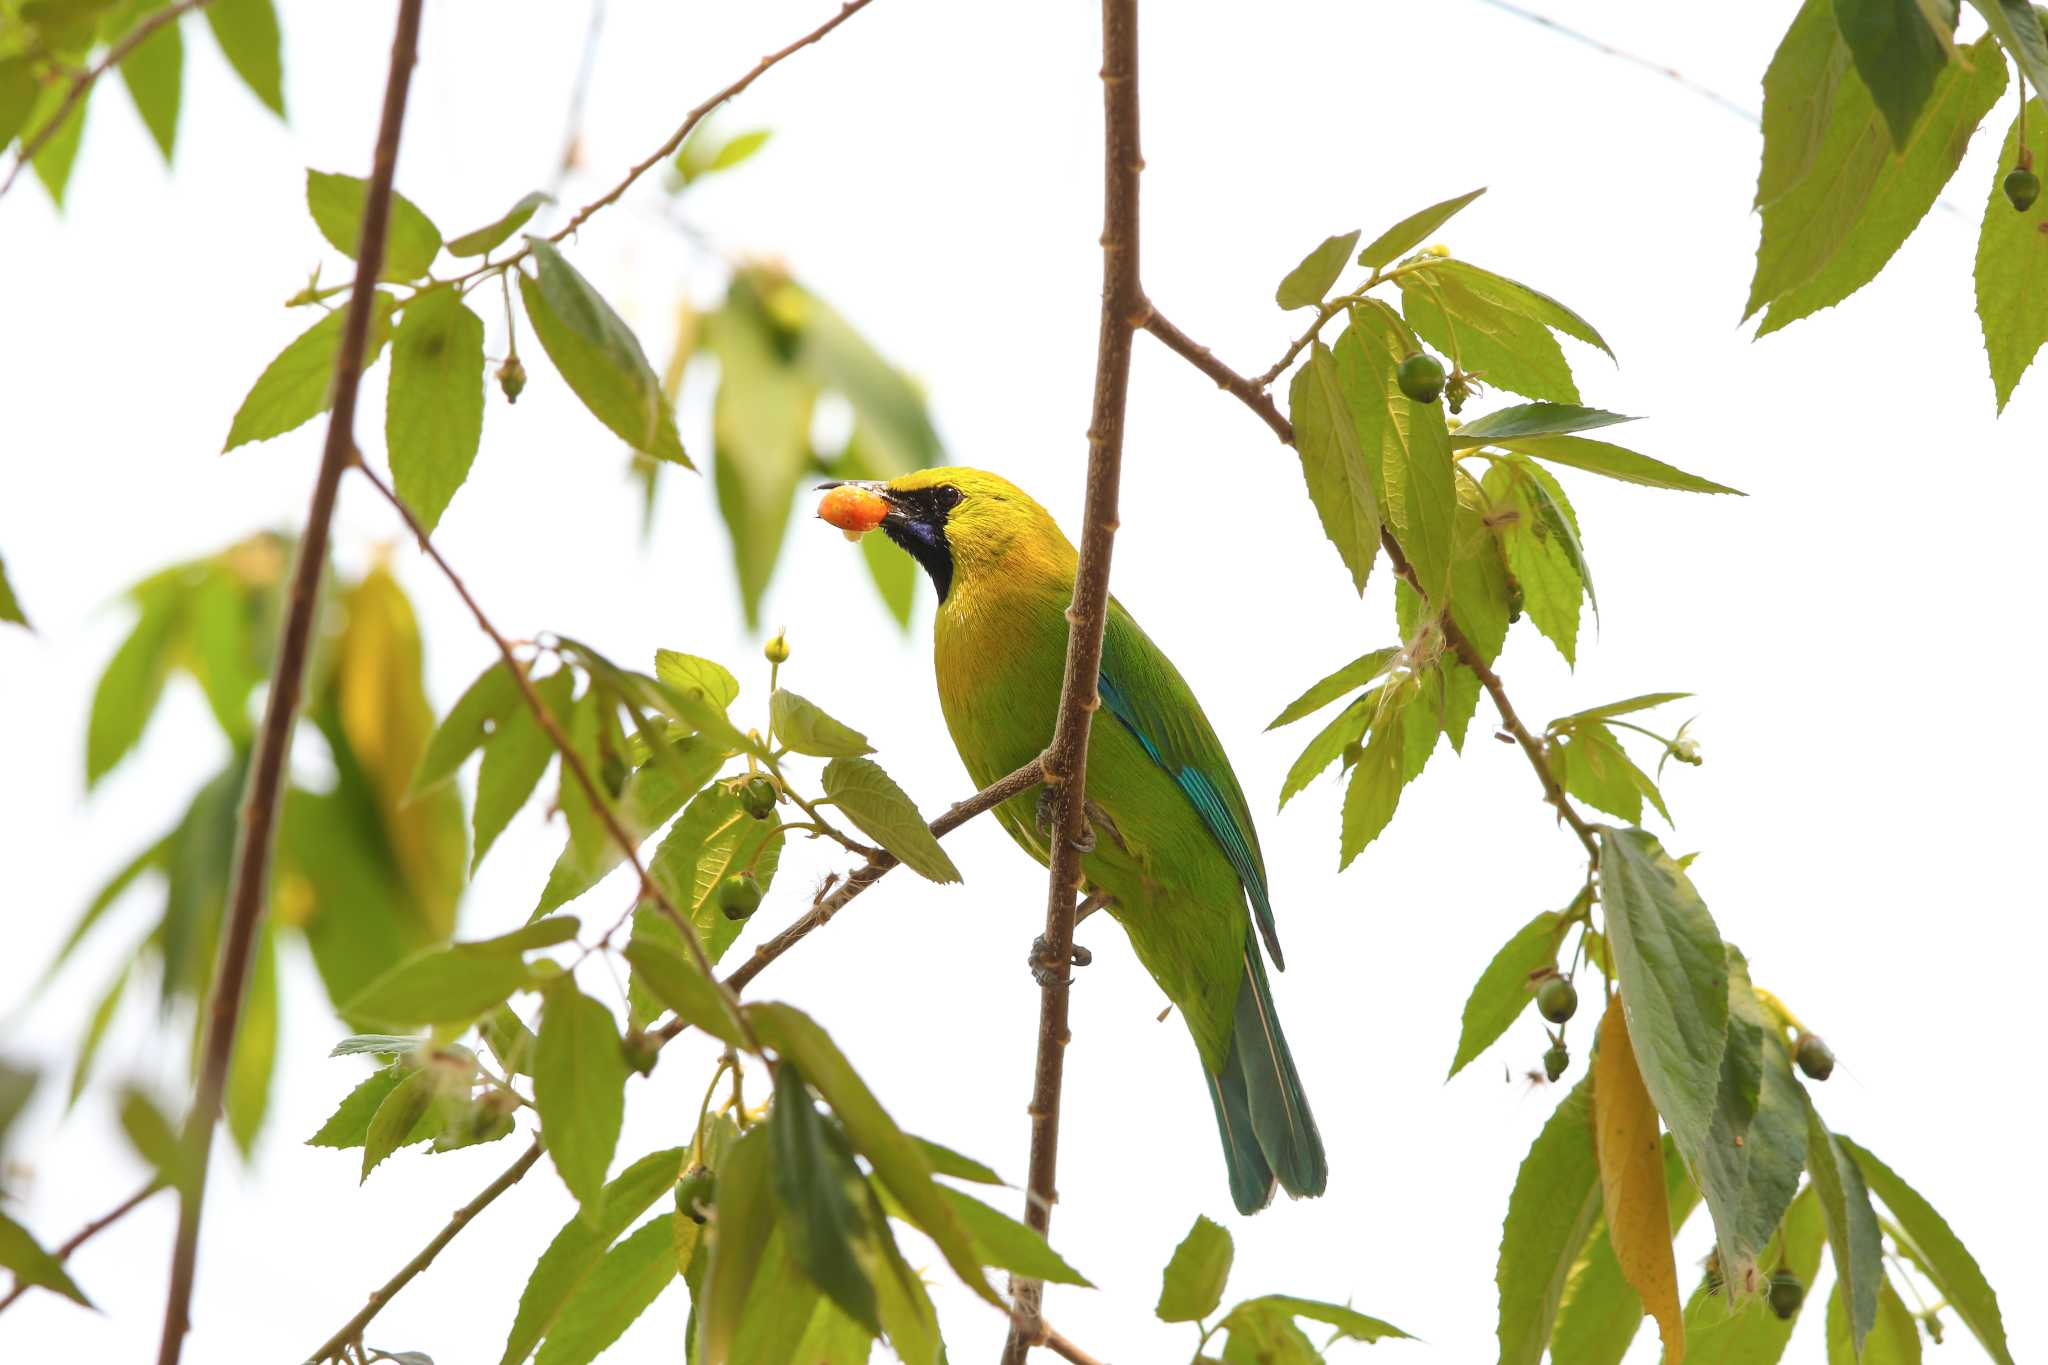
[1206,941,1327,1212]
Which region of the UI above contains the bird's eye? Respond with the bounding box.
[936,485,963,511]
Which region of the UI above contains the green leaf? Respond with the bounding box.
[328,1034,424,1059]
[536,1216,679,1365]
[0,59,36,150]
[911,1136,1002,1185]
[361,1066,437,1180]
[1967,0,2048,100]
[1449,402,1636,446]
[1447,909,1562,1079]
[1399,267,1580,403]
[771,689,874,757]
[1500,434,1742,495]
[484,1005,538,1077]
[520,238,688,464]
[1343,305,1458,607]
[1288,342,1383,593]
[25,77,89,207]
[1712,994,1809,1297]
[341,941,537,1031]
[1278,691,1372,808]
[696,1124,777,1365]
[706,293,814,626]
[1806,1101,1884,1358]
[0,550,26,630]
[1339,696,1409,866]
[1550,693,1693,729]
[536,985,629,1214]
[621,935,742,1047]
[465,915,581,955]
[537,736,724,916]
[1759,0,1856,209]
[1485,459,1583,665]
[1275,229,1360,309]
[1435,259,1613,357]
[117,1,183,161]
[1596,829,1730,1161]
[500,1147,686,1365]
[222,291,397,449]
[413,660,527,795]
[1235,1295,1410,1345]
[772,1064,881,1331]
[68,958,129,1107]
[1683,1185,1825,1364]
[1551,1137,1699,1365]
[653,650,740,709]
[939,1187,1089,1286]
[386,285,486,533]
[447,190,551,258]
[1556,725,1658,825]
[820,757,959,883]
[1975,98,2048,410]
[1760,33,2006,335]
[647,783,785,964]
[1834,0,1951,147]
[1826,1275,1924,1365]
[1357,186,1486,269]
[305,170,442,282]
[709,128,773,173]
[203,0,283,116]
[473,669,574,870]
[0,1209,91,1309]
[226,922,279,1154]
[1267,647,1398,730]
[308,1064,406,1149]
[85,590,180,785]
[1156,1214,1232,1322]
[1840,1137,2013,1363]
[1496,1079,1602,1365]
[1220,1299,1320,1364]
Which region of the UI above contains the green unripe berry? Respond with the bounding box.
[1536,975,1578,1024]
[621,1030,660,1077]
[1768,1270,1804,1320]
[1794,1033,1835,1081]
[718,872,763,921]
[495,355,527,403]
[2004,167,2040,213]
[739,774,778,820]
[1543,1044,1569,1082]
[676,1168,716,1223]
[764,630,790,665]
[1396,353,1446,404]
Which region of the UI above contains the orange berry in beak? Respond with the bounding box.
[818,484,890,540]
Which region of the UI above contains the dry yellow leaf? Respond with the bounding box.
[1594,994,1685,1364]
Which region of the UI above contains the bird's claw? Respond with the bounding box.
[1034,787,1097,854]
[1027,935,1093,987]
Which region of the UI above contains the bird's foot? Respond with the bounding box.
[1034,787,1098,854]
[1027,935,1093,988]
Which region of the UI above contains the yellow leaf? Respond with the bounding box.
[1593,994,1685,1363]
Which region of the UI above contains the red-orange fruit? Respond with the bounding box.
[818,485,889,537]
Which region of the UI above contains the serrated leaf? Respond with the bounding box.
[1278,691,1372,808]
[473,669,574,871]
[537,736,724,916]
[1450,402,1637,446]
[821,757,959,882]
[1975,99,2048,410]
[536,1216,679,1365]
[413,660,526,795]
[621,935,742,1047]
[1275,229,1360,309]
[1156,1214,1232,1322]
[204,0,282,115]
[223,292,397,450]
[1825,1274,1923,1365]
[1399,267,1580,403]
[1967,0,2048,100]
[1447,909,1561,1079]
[1496,1078,1602,1365]
[447,190,551,257]
[117,0,183,161]
[652,650,740,709]
[1806,1102,1884,1360]
[772,1064,880,1331]
[306,170,443,281]
[1339,697,1409,867]
[771,689,873,757]
[1236,1296,1410,1345]
[1267,647,1397,730]
[536,985,628,1214]
[386,286,486,533]
[1500,435,1742,495]
[361,1066,437,1181]
[309,1065,406,1149]
[1834,0,1951,147]
[647,783,785,964]
[1487,460,1582,666]
[1357,186,1486,269]
[1591,996,1685,1365]
[520,239,687,464]
[1287,342,1383,593]
[1343,305,1459,606]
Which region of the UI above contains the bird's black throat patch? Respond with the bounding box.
[881,485,961,602]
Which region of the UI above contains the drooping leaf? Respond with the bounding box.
[1975,100,2048,411]
[519,239,687,464]
[1287,342,1382,593]
[1156,1214,1233,1322]
[117,1,183,161]
[1357,186,1486,269]
[223,292,397,450]
[1592,996,1685,1364]
[203,0,283,116]
[821,757,959,883]
[1275,229,1360,309]
[1759,0,1857,209]
[1278,692,1372,808]
[413,660,526,795]
[1496,1078,1602,1365]
[1267,647,1397,730]
[1342,305,1459,606]
[1338,695,1408,866]
[622,935,742,1047]
[1499,435,1742,495]
[25,78,89,207]
[306,170,443,281]
[1833,0,1951,147]
[1219,1298,1321,1364]
[1450,402,1637,446]
[535,985,629,1214]
[1447,909,1562,1079]
[0,59,36,150]
[1825,1276,1924,1365]
[772,1063,880,1331]
[1805,1102,1884,1359]
[309,1065,406,1150]
[911,1136,1003,1186]
[707,288,816,624]
[536,1216,679,1365]
[386,285,487,533]
[1551,1137,1699,1365]
[447,191,551,257]
[771,689,873,757]
[360,1066,439,1180]
[696,1124,777,1365]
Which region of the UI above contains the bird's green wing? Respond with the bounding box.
[1097,600,1283,967]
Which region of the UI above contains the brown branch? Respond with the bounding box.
[0,1180,165,1315]
[354,461,756,1051]
[303,1139,543,1365]
[1040,1323,1111,1365]
[1140,305,1600,860]
[1002,2,1142,1360]
[154,7,425,1364]
[0,0,216,201]
[444,0,878,289]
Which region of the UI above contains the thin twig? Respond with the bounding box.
[0,0,215,201]
[1140,306,1600,860]
[154,7,425,1364]
[0,1180,165,1315]
[301,1140,542,1365]
[1001,1,1142,1360]
[353,460,758,1052]
[1040,1323,1111,1365]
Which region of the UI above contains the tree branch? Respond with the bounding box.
[0,1180,165,1315]
[0,0,216,202]
[154,7,425,1364]
[1139,305,1600,859]
[1002,1,1142,1360]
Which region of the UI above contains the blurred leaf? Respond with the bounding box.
[203,0,283,115]
[1501,435,1741,495]
[1975,99,2048,410]
[1275,229,1360,309]
[622,934,741,1047]
[675,124,773,185]
[536,985,628,1214]
[1682,1185,1825,1364]
[118,1086,186,1191]
[223,291,396,449]
[1156,1214,1233,1322]
[85,588,180,785]
[1219,1299,1320,1364]
[474,669,574,870]
[499,1147,686,1365]
[821,757,959,882]
[707,289,815,625]
[1591,998,1685,1364]
[536,1216,678,1365]
[483,1005,538,1077]
[911,1137,1001,1186]
[1234,1295,1409,1345]
[0,1209,91,1309]
[306,170,441,281]
[413,660,526,795]
[1345,303,1458,606]
[772,1063,880,1330]
[1553,1137,1699,1365]
[785,279,943,473]
[1496,1078,1601,1365]
[520,239,688,464]
[1267,647,1397,731]
[329,1034,423,1059]
[361,1066,438,1180]
[1550,694,1692,729]
[116,0,182,161]
[1448,908,1562,1079]
[67,958,129,1106]
[225,920,279,1155]
[696,1124,776,1365]
[1833,0,1951,146]
[1357,186,1486,269]
[27,72,90,206]
[446,190,551,258]
[1805,1102,1884,1358]
[771,689,873,757]
[1838,1136,2013,1364]
[0,60,35,148]
[1288,341,1382,593]
[341,940,537,1030]
[0,550,26,629]
[386,285,486,533]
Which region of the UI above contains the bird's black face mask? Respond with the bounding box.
[819,481,963,601]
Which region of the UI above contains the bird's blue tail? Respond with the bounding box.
[1204,942,1327,1214]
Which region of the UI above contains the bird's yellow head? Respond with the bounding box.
[816,467,1069,603]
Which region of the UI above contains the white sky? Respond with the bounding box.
[3,2,2042,1363]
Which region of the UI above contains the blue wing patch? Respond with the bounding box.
[1099,669,1284,969]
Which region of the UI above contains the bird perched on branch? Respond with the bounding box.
[817,468,1326,1214]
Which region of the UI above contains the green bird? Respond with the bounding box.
[818,467,1327,1214]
